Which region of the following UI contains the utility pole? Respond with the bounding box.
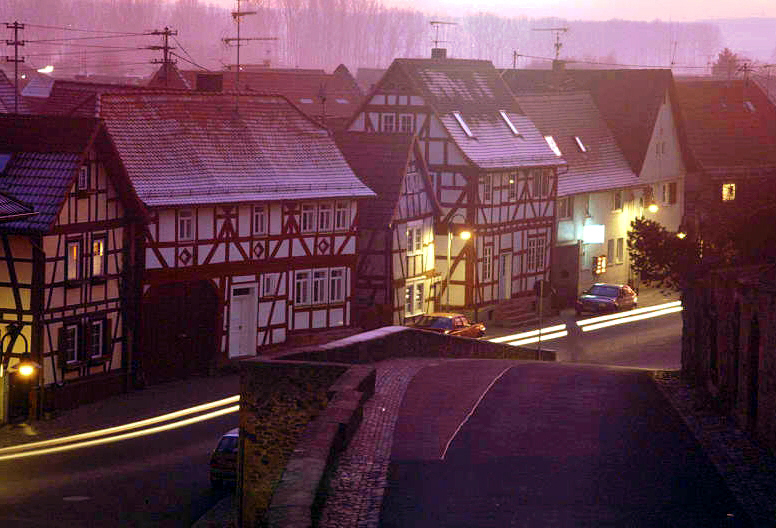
[5,21,24,114]
[512,50,519,69]
[148,27,178,88]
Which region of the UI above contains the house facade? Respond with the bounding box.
[0,115,144,421]
[348,56,564,322]
[335,132,440,326]
[515,92,642,304]
[100,92,374,384]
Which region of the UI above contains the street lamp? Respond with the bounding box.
[446,213,471,309]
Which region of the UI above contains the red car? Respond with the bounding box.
[575,283,638,315]
[410,313,486,338]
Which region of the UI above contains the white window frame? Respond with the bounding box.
[453,111,474,138]
[482,246,493,281]
[335,201,350,231]
[482,174,492,202]
[178,209,193,241]
[261,274,277,297]
[574,136,587,153]
[499,110,520,136]
[78,164,90,191]
[64,323,80,363]
[318,203,332,232]
[253,205,266,235]
[301,203,316,233]
[526,237,546,271]
[294,270,310,305]
[557,196,573,219]
[382,113,395,133]
[507,172,518,201]
[532,170,550,198]
[66,239,82,281]
[612,190,623,211]
[406,223,423,256]
[312,269,328,304]
[329,268,345,303]
[89,319,104,359]
[661,182,677,205]
[399,114,414,133]
[405,281,424,317]
[544,135,562,157]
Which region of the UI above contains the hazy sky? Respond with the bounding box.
[211,0,776,21]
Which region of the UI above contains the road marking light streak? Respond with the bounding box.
[579,306,683,332]
[503,330,568,346]
[0,395,239,456]
[576,300,682,328]
[489,324,566,344]
[0,404,240,461]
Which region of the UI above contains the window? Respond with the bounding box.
[294,271,310,305]
[261,274,277,297]
[253,205,266,235]
[482,174,492,202]
[662,182,677,205]
[452,111,474,138]
[91,235,106,278]
[318,203,332,232]
[583,193,591,217]
[532,170,550,198]
[382,113,395,132]
[335,201,350,230]
[557,196,573,219]
[722,183,736,202]
[63,323,79,363]
[330,268,344,302]
[78,164,91,191]
[482,246,492,281]
[607,239,615,264]
[178,210,193,240]
[616,238,624,264]
[66,239,82,281]
[301,204,316,232]
[499,110,520,136]
[89,319,104,358]
[399,114,414,133]
[527,237,546,271]
[335,97,349,104]
[744,101,755,113]
[574,136,587,153]
[405,281,424,316]
[312,270,328,304]
[544,135,562,157]
[612,190,623,211]
[507,173,518,200]
[406,224,422,255]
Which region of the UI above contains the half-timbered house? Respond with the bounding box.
[0,114,144,422]
[347,54,564,322]
[335,131,440,327]
[100,92,374,384]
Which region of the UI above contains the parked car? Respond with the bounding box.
[575,283,637,315]
[409,313,486,338]
[210,427,238,488]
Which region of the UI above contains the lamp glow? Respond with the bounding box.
[37,65,54,74]
[677,232,686,239]
[460,230,472,240]
[18,363,35,377]
[648,203,659,213]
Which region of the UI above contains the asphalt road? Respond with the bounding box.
[0,412,236,527]
[381,360,751,527]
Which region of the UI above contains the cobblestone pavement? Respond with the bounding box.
[318,359,438,528]
[653,371,776,527]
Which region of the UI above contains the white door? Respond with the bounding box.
[498,254,512,300]
[229,284,258,358]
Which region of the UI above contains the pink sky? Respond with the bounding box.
[210,0,776,21]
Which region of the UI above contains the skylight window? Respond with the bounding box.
[452,111,474,138]
[499,110,520,136]
[744,101,756,113]
[0,153,11,173]
[544,135,562,157]
[335,98,349,104]
[574,136,587,153]
[300,98,314,104]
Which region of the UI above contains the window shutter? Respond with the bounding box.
[103,320,112,357]
[57,327,66,369]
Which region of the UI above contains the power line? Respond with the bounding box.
[171,51,209,72]
[27,34,149,44]
[24,48,144,58]
[19,23,145,35]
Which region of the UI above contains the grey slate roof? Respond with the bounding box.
[99,92,374,207]
[386,59,564,171]
[515,92,640,196]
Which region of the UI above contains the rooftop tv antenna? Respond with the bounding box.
[532,27,569,61]
[430,20,457,48]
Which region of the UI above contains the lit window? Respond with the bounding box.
[722,183,736,202]
[613,190,623,211]
[318,203,332,232]
[453,111,474,138]
[482,246,492,281]
[406,225,423,256]
[91,236,106,277]
[312,269,328,304]
[507,172,518,200]
[301,204,316,232]
[382,114,395,132]
[335,201,350,230]
[294,271,310,304]
[66,239,81,281]
[253,205,266,235]
[405,281,424,316]
[179,210,193,240]
[499,110,520,136]
[330,268,344,302]
[544,135,562,157]
[89,319,104,358]
[574,136,587,153]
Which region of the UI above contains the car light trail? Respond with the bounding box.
[0,395,239,455]
[579,305,683,332]
[0,404,239,461]
[502,330,569,347]
[489,324,567,343]
[576,300,682,328]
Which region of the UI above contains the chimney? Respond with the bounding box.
[552,59,565,72]
[431,48,447,60]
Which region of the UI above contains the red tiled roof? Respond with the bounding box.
[675,79,776,171]
[24,79,159,117]
[100,92,374,207]
[503,69,679,175]
[515,92,639,196]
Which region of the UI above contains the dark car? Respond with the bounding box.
[410,313,486,338]
[575,283,638,315]
[210,428,238,487]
